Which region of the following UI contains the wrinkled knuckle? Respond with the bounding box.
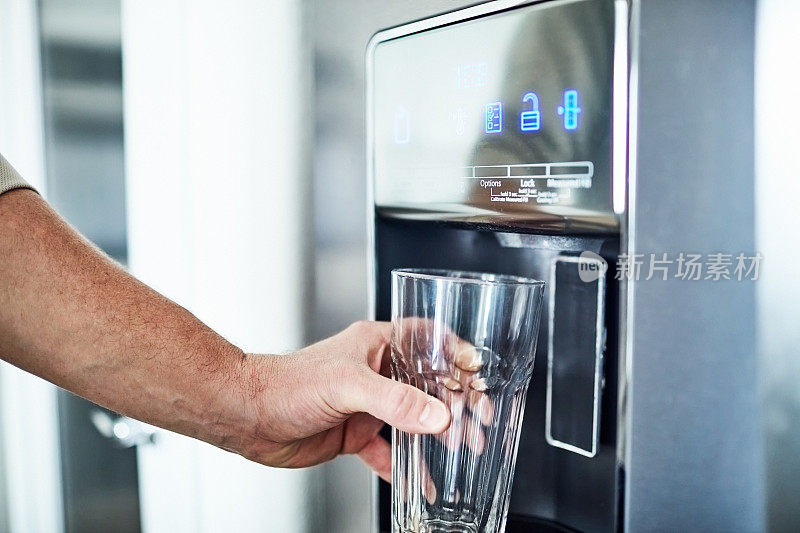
[332,358,358,380]
[323,359,348,390]
[389,385,418,422]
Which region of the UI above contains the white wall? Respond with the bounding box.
[122,1,318,531]
[0,1,65,532]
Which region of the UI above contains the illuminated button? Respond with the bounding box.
[520,92,541,132]
[557,89,581,130]
[393,105,411,144]
[453,107,467,136]
[485,102,502,134]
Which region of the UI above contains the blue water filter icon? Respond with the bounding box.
[557,89,581,130]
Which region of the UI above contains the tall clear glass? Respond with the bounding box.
[390,269,545,533]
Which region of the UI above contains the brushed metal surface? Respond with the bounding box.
[625,0,764,530]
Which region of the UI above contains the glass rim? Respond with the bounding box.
[392,268,545,287]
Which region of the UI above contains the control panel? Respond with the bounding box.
[370,0,616,232]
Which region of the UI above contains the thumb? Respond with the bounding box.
[345,370,451,434]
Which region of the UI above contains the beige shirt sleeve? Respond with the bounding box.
[0,153,37,196]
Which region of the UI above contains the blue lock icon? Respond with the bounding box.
[520,92,541,132]
[557,89,581,130]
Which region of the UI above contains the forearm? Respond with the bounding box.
[0,189,251,448]
[0,188,450,476]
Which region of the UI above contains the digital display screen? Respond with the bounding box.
[371,0,616,232]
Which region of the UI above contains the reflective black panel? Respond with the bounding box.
[371,0,615,232]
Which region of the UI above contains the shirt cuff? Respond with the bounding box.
[0,153,38,196]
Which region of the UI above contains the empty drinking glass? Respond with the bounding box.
[391,269,545,533]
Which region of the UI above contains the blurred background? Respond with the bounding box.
[0,0,798,532]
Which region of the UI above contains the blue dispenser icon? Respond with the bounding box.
[557,89,581,130]
[393,106,411,144]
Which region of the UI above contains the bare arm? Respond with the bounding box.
[0,189,450,479]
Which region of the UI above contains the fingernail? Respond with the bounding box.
[455,346,484,372]
[425,477,438,504]
[419,399,449,430]
[470,378,488,392]
[443,377,463,391]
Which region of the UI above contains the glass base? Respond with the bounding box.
[396,520,478,533]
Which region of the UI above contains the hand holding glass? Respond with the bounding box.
[391,269,545,533]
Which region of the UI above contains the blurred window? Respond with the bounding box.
[38,1,140,532]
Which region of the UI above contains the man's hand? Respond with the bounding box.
[0,189,449,481]
[231,321,451,481]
